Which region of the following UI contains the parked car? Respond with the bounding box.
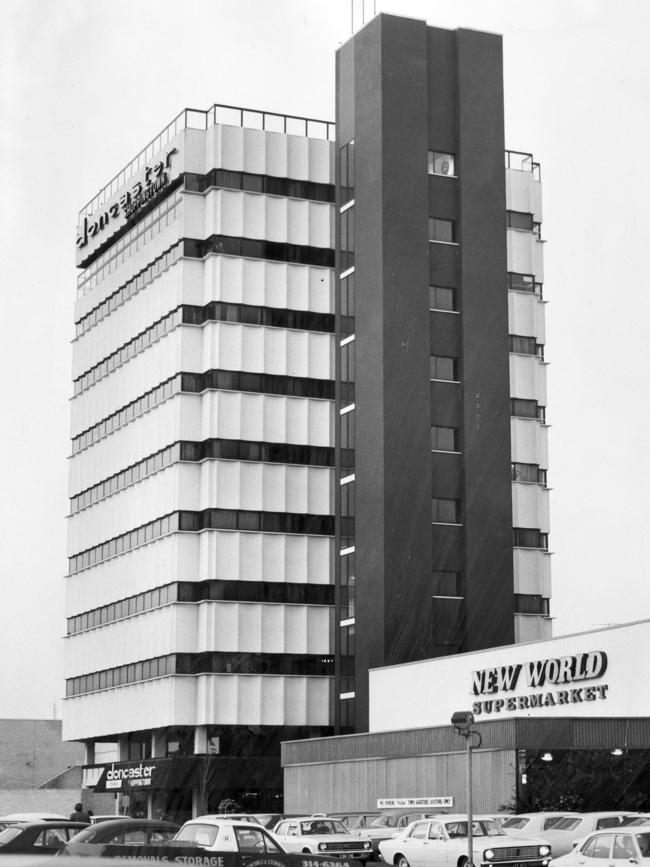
[330,812,381,833]
[0,813,69,832]
[272,816,373,860]
[60,818,179,855]
[536,813,631,857]
[378,815,552,867]
[620,815,650,827]
[0,821,89,855]
[501,814,581,837]
[549,827,650,867]
[174,817,290,853]
[359,808,450,851]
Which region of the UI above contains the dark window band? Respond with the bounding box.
[71,370,333,455]
[74,302,334,396]
[184,169,334,203]
[183,235,334,268]
[66,651,335,696]
[67,579,335,635]
[70,439,335,514]
[68,508,334,573]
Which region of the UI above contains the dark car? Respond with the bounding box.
[60,818,179,855]
[0,821,89,855]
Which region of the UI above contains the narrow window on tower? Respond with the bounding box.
[428,151,455,176]
[430,425,459,452]
[431,498,461,525]
[513,527,549,549]
[430,355,459,382]
[339,140,355,205]
[429,218,457,244]
[429,285,457,312]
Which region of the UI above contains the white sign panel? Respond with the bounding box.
[377,797,453,809]
[369,619,650,732]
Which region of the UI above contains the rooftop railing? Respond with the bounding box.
[505,149,541,180]
[79,104,336,217]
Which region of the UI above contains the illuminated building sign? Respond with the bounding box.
[76,147,178,250]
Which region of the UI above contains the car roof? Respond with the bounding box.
[9,821,89,829]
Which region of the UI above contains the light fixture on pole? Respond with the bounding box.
[541,752,553,762]
[452,711,482,867]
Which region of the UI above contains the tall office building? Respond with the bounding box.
[64,14,550,818]
[333,15,550,730]
[66,106,338,818]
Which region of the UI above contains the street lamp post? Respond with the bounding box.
[451,710,482,867]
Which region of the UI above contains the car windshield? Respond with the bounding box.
[0,828,22,846]
[175,824,219,846]
[300,820,347,835]
[445,821,503,838]
[501,818,529,830]
[552,818,581,831]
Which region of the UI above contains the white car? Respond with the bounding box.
[549,827,650,867]
[501,814,581,837]
[538,813,631,858]
[273,816,373,860]
[378,814,552,867]
[174,817,286,855]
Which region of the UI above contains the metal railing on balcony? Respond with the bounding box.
[79,104,335,217]
[505,149,541,180]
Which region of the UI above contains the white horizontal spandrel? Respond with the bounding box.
[203,256,333,312]
[202,531,333,584]
[507,289,546,343]
[513,547,552,597]
[506,167,543,223]
[514,614,552,643]
[64,602,332,677]
[510,417,549,467]
[511,479,550,532]
[197,391,333,445]
[509,354,548,405]
[506,229,544,282]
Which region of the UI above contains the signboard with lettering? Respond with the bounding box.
[368,619,650,732]
[377,797,453,809]
[76,144,181,267]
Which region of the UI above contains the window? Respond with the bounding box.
[507,211,534,231]
[514,594,550,616]
[509,335,543,358]
[581,835,612,859]
[513,528,548,549]
[433,570,461,597]
[430,355,459,381]
[409,823,429,840]
[511,462,547,484]
[511,398,545,421]
[429,286,457,312]
[613,836,637,860]
[429,217,457,243]
[428,151,455,176]
[431,425,459,452]
[432,498,460,524]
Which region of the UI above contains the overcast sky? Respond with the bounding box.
[1,0,649,720]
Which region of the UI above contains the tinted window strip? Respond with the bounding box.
[67,580,335,635]
[70,438,335,514]
[68,508,335,573]
[183,235,335,268]
[184,169,334,203]
[66,651,335,697]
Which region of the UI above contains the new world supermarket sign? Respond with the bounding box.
[471,650,609,717]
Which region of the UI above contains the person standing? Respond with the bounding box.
[70,802,91,823]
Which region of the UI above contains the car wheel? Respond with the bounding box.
[458,858,469,867]
[302,849,312,854]
[396,855,410,867]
